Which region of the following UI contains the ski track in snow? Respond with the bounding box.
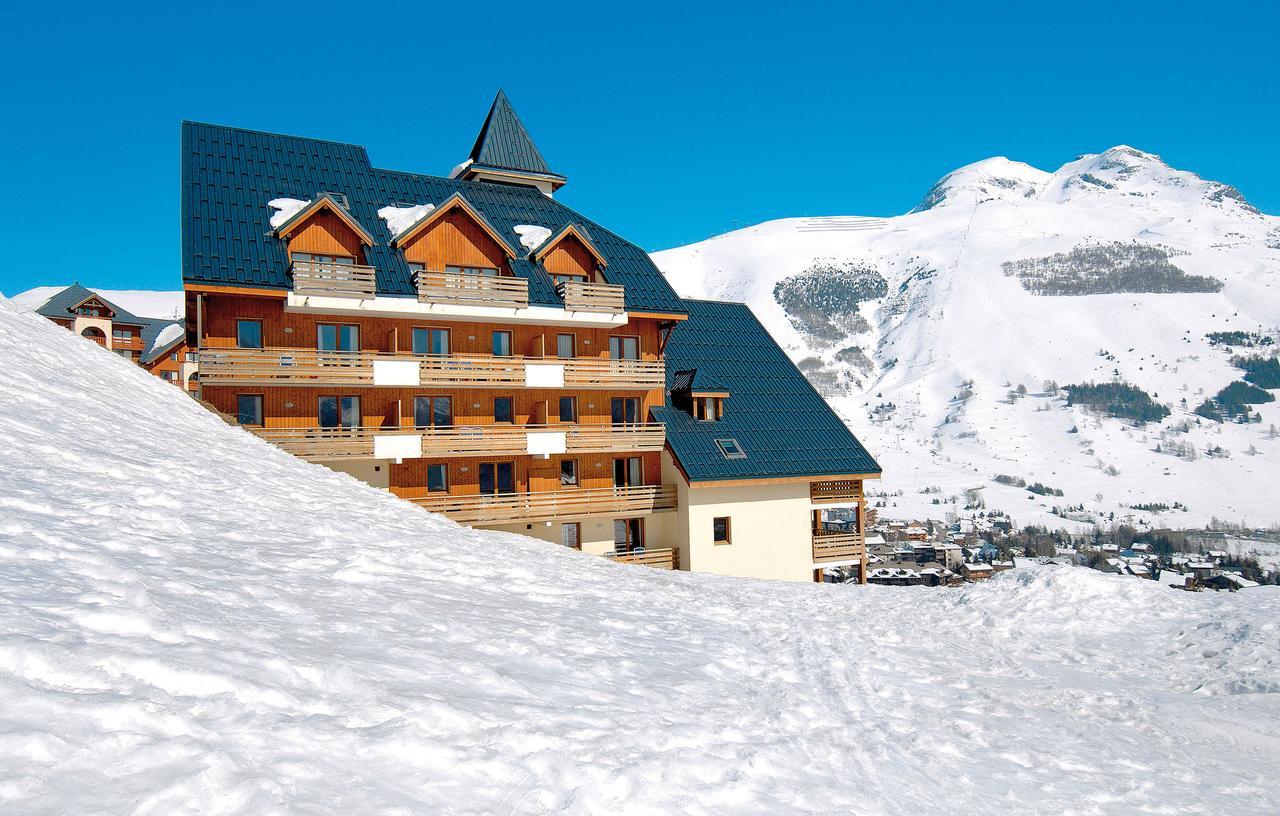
[1,298,1279,813]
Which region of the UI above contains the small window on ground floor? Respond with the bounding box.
[427,463,448,493]
[561,522,581,550]
[713,516,732,545]
[560,459,578,486]
[614,518,644,553]
[236,394,263,426]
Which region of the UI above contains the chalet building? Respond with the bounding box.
[32,284,197,391]
[181,91,880,582]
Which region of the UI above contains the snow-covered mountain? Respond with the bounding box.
[4,280,1280,813]
[654,147,1280,529]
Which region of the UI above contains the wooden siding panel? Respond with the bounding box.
[401,209,509,272]
[285,210,366,261]
[543,235,597,279]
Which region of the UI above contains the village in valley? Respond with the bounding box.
[848,501,1278,591]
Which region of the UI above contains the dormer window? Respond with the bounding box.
[694,396,724,421]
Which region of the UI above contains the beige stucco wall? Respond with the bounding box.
[662,451,815,582]
[72,315,114,349]
[485,517,618,555]
[317,458,391,490]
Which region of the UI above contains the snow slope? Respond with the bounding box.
[2,288,1280,813]
[7,285,184,321]
[654,147,1280,529]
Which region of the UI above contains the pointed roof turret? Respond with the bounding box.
[455,90,567,194]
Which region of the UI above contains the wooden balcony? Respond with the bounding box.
[812,530,865,563]
[606,547,677,570]
[292,260,378,299]
[408,484,678,525]
[810,478,863,504]
[249,423,665,460]
[200,348,665,390]
[557,280,625,313]
[416,269,529,309]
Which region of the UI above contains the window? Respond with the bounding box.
[613,456,642,487]
[609,336,639,360]
[479,462,516,495]
[412,327,450,356]
[237,319,263,349]
[611,397,640,425]
[112,328,131,340]
[558,396,577,423]
[492,330,512,357]
[715,438,746,459]
[426,463,449,493]
[317,324,359,352]
[614,518,644,552]
[695,396,723,421]
[561,522,581,550]
[236,394,263,426]
[445,264,499,277]
[414,396,453,428]
[713,517,732,545]
[493,396,514,424]
[163,371,177,382]
[115,349,134,360]
[170,352,179,362]
[556,333,575,359]
[320,191,350,209]
[560,459,578,486]
[292,252,355,266]
[319,395,361,429]
[551,272,588,288]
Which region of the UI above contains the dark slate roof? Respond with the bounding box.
[467,90,563,181]
[36,284,182,362]
[654,299,881,482]
[181,121,683,315]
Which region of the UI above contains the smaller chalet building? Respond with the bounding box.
[181,92,880,582]
[32,284,196,391]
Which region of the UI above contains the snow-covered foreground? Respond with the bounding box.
[1,299,1278,815]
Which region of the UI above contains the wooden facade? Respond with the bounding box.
[284,209,368,263]
[401,207,511,274]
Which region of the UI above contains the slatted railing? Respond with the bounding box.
[810,479,863,503]
[408,484,677,525]
[201,348,665,389]
[563,357,664,389]
[607,547,677,570]
[416,270,529,309]
[567,423,665,452]
[812,530,865,562]
[292,261,378,299]
[557,280,625,313]
[199,348,375,384]
[249,423,665,459]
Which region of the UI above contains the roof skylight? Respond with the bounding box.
[715,438,746,460]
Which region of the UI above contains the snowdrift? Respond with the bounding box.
[0,299,1278,814]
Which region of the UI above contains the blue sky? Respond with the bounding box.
[1,0,1276,294]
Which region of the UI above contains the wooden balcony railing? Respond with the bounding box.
[606,547,677,570]
[810,478,863,504]
[812,530,865,563]
[563,357,664,389]
[416,270,529,309]
[249,423,665,459]
[557,280,625,313]
[292,261,378,299]
[199,347,665,389]
[199,348,376,385]
[408,484,677,525]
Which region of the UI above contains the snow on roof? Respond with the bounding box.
[8,286,183,320]
[267,197,310,229]
[377,202,436,240]
[1221,574,1260,589]
[513,224,553,251]
[1189,562,1216,570]
[147,322,185,356]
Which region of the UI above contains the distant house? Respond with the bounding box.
[1188,562,1217,581]
[1203,573,1260,591]
[30,284,196,391]
[961,562,993,581]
